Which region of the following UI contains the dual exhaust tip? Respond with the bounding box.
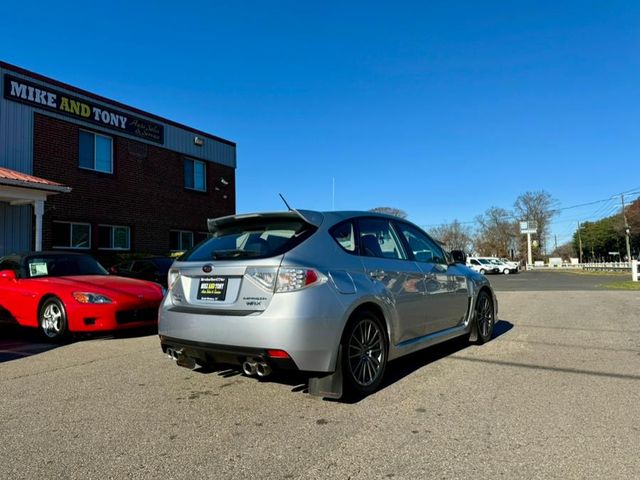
[166,348,272,378]
[166,347,196,369]
[242,357,272,378]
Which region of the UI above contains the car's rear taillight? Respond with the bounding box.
[246,266,323,293]
[276,267,320,292]
[168,269,180,291]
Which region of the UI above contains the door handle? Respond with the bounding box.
[369,270,386,280]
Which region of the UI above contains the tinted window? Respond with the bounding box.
[132,261,155,273]
[357,218,406,260]
[396,222,446,264]
[151,258,174,270]
[79,130,112,173]
[182,219,316,261]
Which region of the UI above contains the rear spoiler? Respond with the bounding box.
[207,210,324,234]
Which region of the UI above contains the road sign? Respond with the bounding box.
[520,221,538,235]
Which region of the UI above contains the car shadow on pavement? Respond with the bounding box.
[376,319,515,399]
[190,319,515,403]
[0,322,65,363]
[0,320,159,363]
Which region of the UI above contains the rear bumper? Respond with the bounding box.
[159,336,299,370]
[158,286,347,373]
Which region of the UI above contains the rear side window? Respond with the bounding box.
[330,221,356,253]
[182,219,316,261]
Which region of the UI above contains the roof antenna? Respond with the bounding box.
[279,193,293,211]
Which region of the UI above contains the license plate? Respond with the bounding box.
[197,277,228,301]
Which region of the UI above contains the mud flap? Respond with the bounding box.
[468,310,479,342]
[308,345,343,400]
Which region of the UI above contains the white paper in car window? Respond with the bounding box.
[29,262,48,277]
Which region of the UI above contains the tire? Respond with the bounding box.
[503,269,511,275]
[342,310,388,397]
[479,269,486,275]
[474,291,494,344]
[39,297,68,341]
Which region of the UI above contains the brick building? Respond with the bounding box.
[0,61,236,260]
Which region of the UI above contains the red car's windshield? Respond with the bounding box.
[25,254,108,278]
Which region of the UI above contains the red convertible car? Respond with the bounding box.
[0,252,165,340]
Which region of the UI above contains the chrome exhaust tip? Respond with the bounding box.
[256,361,272,378]
[166,347,182,360]
[242,358,258,376]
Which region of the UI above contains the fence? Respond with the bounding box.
[528,260,639,281]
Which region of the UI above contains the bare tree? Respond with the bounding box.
[474,207,517,257]
[428,220,473,252]
[369,207,408,219]
[514,190,556,256]
[551,241,575,261]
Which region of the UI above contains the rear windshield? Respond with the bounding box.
[182,219,316,261]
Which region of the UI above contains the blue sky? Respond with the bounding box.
[2,1,639,246]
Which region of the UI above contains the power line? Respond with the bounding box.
[419,189,640,231]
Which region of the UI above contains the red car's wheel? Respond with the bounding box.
[39,297,68,341]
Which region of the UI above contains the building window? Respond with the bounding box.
[52,222,91,249]
[170,230,194,251]
[98,225,131,250]
[195,232,213,245]
[184,158,206,191]
[79,130,113,173]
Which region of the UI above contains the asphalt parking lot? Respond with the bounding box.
[1,272,639,479]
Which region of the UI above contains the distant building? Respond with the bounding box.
[0,61,236,259]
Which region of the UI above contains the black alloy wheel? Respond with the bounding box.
[342,310,388,397]
[474,291,494,344]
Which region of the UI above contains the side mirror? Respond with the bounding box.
[0,270,17,281]
[450,250,467,264]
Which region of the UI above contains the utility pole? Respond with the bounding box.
[621,193,632,263]
[577,221,583,263]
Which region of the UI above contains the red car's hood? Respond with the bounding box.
[35,275,163,299]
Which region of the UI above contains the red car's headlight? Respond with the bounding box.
[72,292,113,304]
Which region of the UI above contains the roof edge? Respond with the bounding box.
[0,60,236,147]
[0,177,72,193]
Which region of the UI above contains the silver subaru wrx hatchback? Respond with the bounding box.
[159,210,497,398]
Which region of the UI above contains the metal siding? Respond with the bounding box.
[0,67,236,168]
[0,202,31,256]
[0,66,35,173]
